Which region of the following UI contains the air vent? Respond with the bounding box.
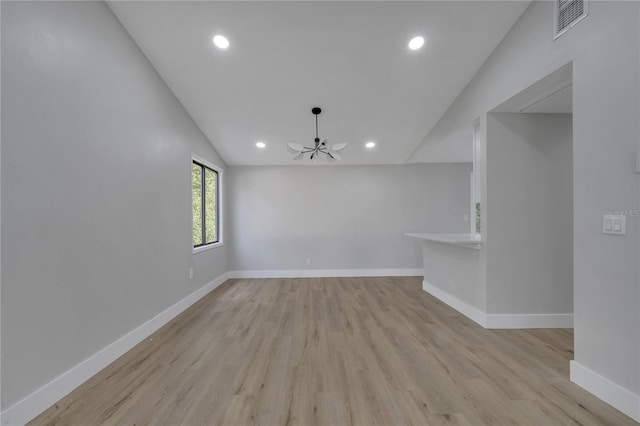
[554,0,588,39]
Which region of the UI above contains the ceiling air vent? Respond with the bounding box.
[554,0,588,39]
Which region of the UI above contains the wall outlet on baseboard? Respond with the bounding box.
[306,258,312,266]
[189,268,194,280]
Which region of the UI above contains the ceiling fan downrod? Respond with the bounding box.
[286,107,347,162]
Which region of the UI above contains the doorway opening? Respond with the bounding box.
[485,62,574,327]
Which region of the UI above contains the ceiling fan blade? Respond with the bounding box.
[330,143,347,152]
[327,152,337,162]
[320,138,328,147]
[287,143,305,154]
[291,152,304,161]
[329,151,341,161]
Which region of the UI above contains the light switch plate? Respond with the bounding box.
[603,214,626,235]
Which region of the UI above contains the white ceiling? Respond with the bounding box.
[108,1,530,165]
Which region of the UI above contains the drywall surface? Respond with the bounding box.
[227,164,471,271]
[419,1,640,397]
[1,1,227,410]
[422,241,484,310]
[487,113,573,314]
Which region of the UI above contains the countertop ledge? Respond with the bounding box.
[405,233,483,249]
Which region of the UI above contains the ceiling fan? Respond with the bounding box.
[287,107,348,162]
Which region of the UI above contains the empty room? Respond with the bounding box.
[2,1,639,425]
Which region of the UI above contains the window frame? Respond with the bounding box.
[191,154,223,253]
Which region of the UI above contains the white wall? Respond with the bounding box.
[228,164,471,272]
[487,113,573,315]
[416,0,640,416]
[422,242,485,311]
[1,1,227,411]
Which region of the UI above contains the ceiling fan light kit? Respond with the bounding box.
[287,107,348,162]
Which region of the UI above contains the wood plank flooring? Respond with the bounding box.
[31,277,637,425]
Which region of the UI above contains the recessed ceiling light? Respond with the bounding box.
[213,35,229,49]
[408,36,424,50]
[256,141,266,148]
[365,141,376,149]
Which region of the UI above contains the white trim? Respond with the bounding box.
[228,268,423,279]
[191,153,224,252]
[570,361,640,422]
[422,280,487,327]
[1,273,230,426]
[485,313,573,329]
[422,280,573,329]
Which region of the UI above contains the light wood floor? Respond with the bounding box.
[32,277,637,426]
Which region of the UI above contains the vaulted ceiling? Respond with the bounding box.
[108,1,530,165]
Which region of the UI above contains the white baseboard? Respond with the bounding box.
[422,280,573,329]
[570,361,640,422]
[228,268,422,279]
[485,313,573,328]
[422,280,487,327]
[1,272,230,426]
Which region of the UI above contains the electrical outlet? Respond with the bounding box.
[189,268,194,279]
[306,258,312,266]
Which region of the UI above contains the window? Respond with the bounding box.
[192,156,222,251]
